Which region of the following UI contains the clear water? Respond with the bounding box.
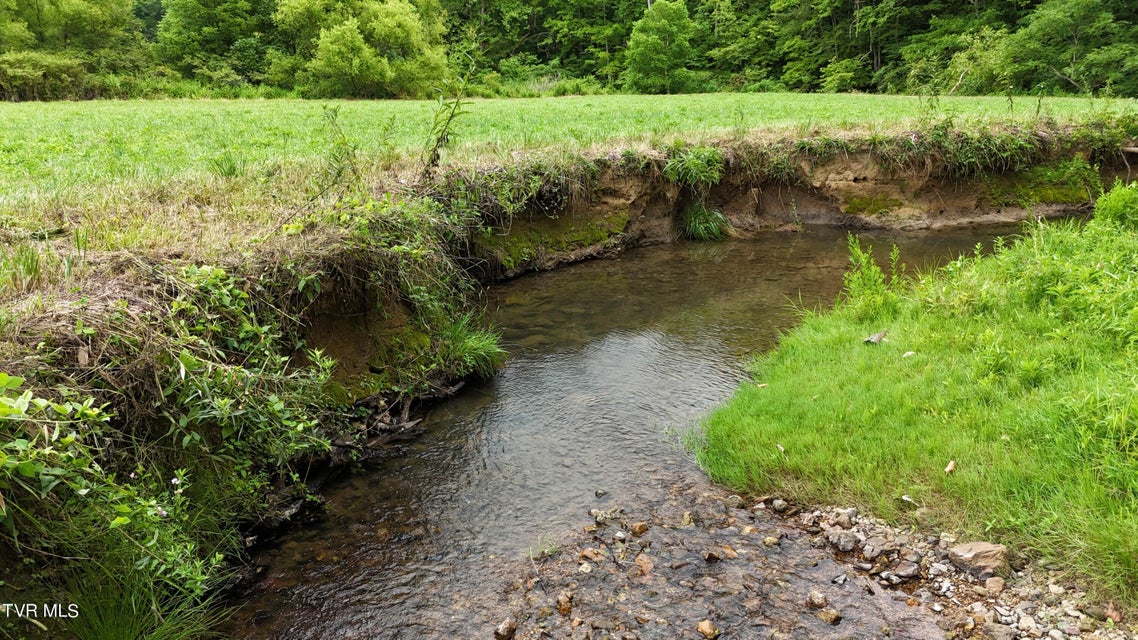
[224,225,1016,639]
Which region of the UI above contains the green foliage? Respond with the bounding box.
[663,145,723,193]
[436,313,505,379]
[157,0,273,82]
[622,0,693,94]
[0,51,86,100]
[293,0,447,98]
[840,234,901,320]
[161,264,334,468]
[1094,180,1138,229]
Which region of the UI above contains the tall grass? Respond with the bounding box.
[698,182,1138,601]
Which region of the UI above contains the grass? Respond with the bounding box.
[1,93,1133,204]
[697,183,1138,602]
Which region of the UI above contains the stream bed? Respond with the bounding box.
[224,225,1015,639]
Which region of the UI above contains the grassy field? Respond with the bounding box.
[697,184,1138,601]
[1,93,1133,202]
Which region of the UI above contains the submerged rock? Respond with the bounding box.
[494,618,516,640]
[697,619,720,638]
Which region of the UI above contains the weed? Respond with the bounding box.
[420,67,472,183]
[680,202,729,241]
[208,149,244,178]
[1094,180,1138,229]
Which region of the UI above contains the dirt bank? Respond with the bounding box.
[465,144,1127,281]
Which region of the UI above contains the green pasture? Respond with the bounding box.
[1,93,1132,201]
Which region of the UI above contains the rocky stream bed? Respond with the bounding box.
[492,471,1135,640]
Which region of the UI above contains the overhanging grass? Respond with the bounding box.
[698,190,1138,601]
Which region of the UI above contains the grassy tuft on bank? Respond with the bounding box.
[698,182,1138,601]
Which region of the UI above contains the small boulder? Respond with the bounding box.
[948,542,1008,579]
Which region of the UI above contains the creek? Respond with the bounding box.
[224,225,1015,639]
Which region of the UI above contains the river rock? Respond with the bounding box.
[893,560,921,579]
[494,618,517,640]
[697,619,720,638]
[771,498,788,512]
[817,608,842,625]
[634,553,653,575]
[631,522,649,536]
[948,541,1008,578]
[827,529,861,552]
[723,494,745,509]
[557,592,573,616]
[986,576,1006,594]
[806,589,828,609]
[861,536,891,560]
[983,622,1017,640]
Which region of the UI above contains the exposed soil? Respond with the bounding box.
[469,152,1116,281]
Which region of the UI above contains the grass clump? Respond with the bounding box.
[664,144,732,241]
[680,202,730,241]
[698,182,1138,602]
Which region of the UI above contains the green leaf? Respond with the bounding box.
[0,373,24,390]
[108,516,130,529]
[16,461,38,478]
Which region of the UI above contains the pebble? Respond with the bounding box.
[697,619,720,639]
[817,608,842,625]
[494,618,517,640]
[986,576,1006,594]
[806,589,828,609]
[771,498,789,513]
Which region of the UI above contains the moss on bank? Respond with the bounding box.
[697,182,1138,603]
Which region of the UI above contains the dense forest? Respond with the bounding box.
[1,0,1136,100]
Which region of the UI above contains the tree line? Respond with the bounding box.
[1,0,1136,100]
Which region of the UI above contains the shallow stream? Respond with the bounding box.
[225,225,1014,638]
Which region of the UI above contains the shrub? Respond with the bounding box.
[0,52,87,101]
